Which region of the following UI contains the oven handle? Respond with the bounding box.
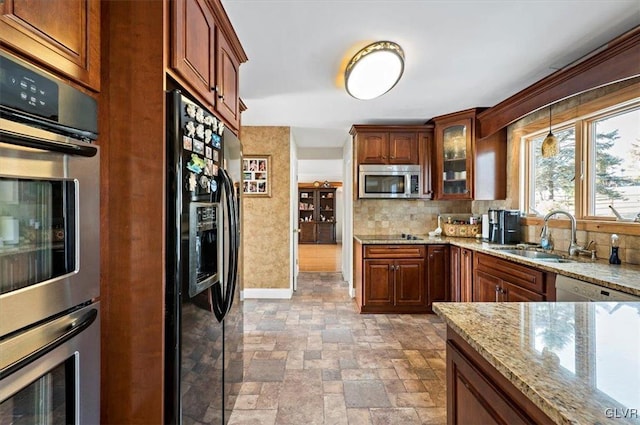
[0,308,98,380]
[0,128,98,157]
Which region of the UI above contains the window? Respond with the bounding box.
[523,101,640,221]
[588,108,640,217]
[528,127,576,215]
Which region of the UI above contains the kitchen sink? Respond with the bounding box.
[497,249,564,260]
[496,249,578,263]
[535,258,577,263]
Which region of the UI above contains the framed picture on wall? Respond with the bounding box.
[242,155,271,197]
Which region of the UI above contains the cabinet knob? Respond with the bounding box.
[214,85,224,100]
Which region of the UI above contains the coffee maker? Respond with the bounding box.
[487,209,521,244]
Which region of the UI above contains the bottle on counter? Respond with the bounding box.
[609,234,622,265]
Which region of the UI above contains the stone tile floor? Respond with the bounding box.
[228,272,448,425]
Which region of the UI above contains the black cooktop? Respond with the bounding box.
[363,233,423,241]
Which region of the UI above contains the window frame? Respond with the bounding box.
[582,103,640,220]
[521,96,640,234]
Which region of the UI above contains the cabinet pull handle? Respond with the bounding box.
[214,85,224,100]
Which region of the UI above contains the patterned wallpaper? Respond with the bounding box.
[241,127,291,289]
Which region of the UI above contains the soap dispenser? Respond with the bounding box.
[609,234,621,265]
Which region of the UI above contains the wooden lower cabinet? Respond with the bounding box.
[395,259,427,307]
[446,330,553,425]
[316,222,336,244]
[450,246,473,302]
[362,256,426,312]
[427,245,450,311]
[299,222,316,243]
[354,243,450,313]
[460,249,473,301]
[472,252,552,302]
[363,259,394,307]
[450,246,461,302]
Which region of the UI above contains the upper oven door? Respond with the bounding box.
[0,119,100,338]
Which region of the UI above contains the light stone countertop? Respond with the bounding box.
[433,302,640,425]
[353,235,640,297]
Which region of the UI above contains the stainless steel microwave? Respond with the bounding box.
[358,164,421,199]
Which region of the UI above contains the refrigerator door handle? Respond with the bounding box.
[210,173,229,323]
[222,169,239,316]
[225,170,239,316]
[211,169,237,322]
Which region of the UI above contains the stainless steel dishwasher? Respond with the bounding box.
[555,275,640,301]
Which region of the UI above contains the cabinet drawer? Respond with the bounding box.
[364,245,425,259]
[474,253,546,294]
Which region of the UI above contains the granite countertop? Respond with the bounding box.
[353,234,640,297]
[433,302,640,425]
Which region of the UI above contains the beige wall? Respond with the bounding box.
[473,79,640,264]
[241,126,291,289]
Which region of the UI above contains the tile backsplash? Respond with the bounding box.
[354,199,472,235]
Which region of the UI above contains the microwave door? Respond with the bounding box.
[365,174,405,195]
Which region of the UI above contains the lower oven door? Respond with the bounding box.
[0,302,100,424]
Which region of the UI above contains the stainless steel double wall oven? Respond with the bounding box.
[0,50,100,424]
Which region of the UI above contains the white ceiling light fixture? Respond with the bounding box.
[344,41,405,100]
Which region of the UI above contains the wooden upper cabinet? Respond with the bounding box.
[432,108,506,200]
[388,132,418,164]
[170,0,247,132]
[352,127,420,165]
[434,113,474,200]
[215,28,240,130]
[171,0,217,106]
[357,132,389,164]
[0,0,100,91]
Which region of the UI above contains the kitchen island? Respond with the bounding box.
[433,301,639,425]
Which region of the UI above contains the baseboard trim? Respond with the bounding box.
[243,288,293,299]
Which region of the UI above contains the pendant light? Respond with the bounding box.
[541,105,558,158]
[344,41,405,100]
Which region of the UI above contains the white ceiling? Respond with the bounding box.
[222,0,640,148]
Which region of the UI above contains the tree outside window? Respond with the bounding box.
[525,103,640,220]
[591,108,640,217]
[530,128,576,216]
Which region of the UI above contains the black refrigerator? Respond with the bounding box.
[165,90,243,425]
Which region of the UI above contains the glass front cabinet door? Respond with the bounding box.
[435,117,473,200]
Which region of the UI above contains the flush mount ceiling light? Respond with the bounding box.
[541,104,559,158]
[344,41,405,100]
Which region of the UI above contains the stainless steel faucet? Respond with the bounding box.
[542,209,583,256]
